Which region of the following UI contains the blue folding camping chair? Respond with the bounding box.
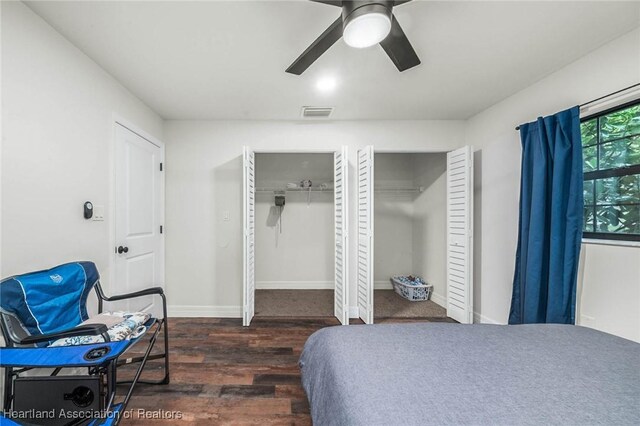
[0,261,169,425]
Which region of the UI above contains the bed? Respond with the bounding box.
[299,323,640,425]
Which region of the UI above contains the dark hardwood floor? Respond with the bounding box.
[118,316,455,425]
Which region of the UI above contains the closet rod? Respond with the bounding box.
[375,187,425,193]
[256,188,334,193]
[514,82,640,131]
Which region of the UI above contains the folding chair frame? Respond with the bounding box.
[0,282,170,425]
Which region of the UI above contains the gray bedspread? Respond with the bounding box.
[299,323,640,425]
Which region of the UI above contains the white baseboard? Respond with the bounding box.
[473,311,502,325]
[168,305,242,318]
[168,303,496,324]
[256,281,334,290]
[430,292,446,308]
[374,280,393,290]
[349,306,359,318]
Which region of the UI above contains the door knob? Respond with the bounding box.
[117,246,129,254]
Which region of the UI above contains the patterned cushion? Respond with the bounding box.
[50,312,151,347]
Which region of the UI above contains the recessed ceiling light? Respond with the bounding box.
[316,76,337,93]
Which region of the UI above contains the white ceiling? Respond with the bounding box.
[26,0,640,120]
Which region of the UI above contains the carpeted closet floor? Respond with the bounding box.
[255,289,447,318]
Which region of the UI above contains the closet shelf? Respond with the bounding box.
[256,187,334,193]
[256,187,424,193]
[375,186,425,193]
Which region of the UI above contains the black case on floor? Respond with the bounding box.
[13,376,102,426]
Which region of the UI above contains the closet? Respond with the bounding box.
[357,146,474,324]
[242,145,472,326]
[243,147,348,326]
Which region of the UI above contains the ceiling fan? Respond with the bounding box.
[286,0,420,75]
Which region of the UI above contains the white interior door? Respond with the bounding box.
[114,123,163,314]
[243,146,256,326]
[446,145,474,324]
[357,146,374,324]
[334,146,349,325]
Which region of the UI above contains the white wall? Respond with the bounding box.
[254,153,334,289]
[374,154,415,287]
[373,193,414,285]
[163,120,465,316]
[373,153,448,308]
[466,28,640,341]
[413,153,447,306]
[1,2,163,289]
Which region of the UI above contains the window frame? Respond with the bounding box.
[581,97,640,242]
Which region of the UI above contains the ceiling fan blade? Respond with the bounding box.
[379,15,421,72]
[393,0,413,5]
[309,0,343,6]
[286,17,343,75]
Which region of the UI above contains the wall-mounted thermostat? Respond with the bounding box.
[84,201,93,219]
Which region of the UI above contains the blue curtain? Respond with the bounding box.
[509,106,583,325]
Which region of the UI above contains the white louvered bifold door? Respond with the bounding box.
[243,146,255,326]
[446,146,474,324]
[334,146,349,325]
[357,146,374,324]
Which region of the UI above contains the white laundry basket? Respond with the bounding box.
[390,276,433,302]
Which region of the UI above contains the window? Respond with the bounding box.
[582,100,640,241]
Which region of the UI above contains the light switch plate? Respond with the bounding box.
[223,210,230,221]
[93,205,105,221]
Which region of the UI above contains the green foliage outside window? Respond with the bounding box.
[581,103,640,239]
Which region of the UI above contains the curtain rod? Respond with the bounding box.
[514,82,640,131]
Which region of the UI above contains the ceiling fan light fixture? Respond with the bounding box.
[286,0,420,75]
[343,4,392,49]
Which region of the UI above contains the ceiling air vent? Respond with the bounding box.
[301,106,334,119]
